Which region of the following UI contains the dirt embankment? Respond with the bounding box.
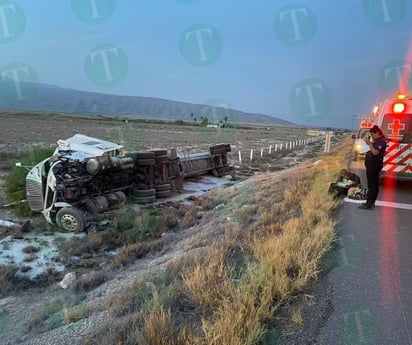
[0,112,344,345]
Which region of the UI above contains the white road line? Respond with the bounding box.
[344,197,412,210]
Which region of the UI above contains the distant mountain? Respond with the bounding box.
[0,81,296,126]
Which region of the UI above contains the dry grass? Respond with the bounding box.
[180,250,235,316]
[179,204,200,228]
[72,270,110,293]
[86,137,353,345]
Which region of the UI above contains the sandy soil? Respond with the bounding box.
[0,112,338,345]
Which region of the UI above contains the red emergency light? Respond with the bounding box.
[360,121,373,128]
[392,102,406,113]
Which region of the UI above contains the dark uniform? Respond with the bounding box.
[364,135,386,206]
[328,169,361,198]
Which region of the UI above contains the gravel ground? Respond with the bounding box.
[0,112,342,345]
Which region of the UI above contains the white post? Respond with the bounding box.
[260,147,264,157]
[269,145,272,154]
[250,149,253,161]
[238,150,242,164]
[324,132,331,152]
[275,144,278,151]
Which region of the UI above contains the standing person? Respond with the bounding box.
[359,125,387,209]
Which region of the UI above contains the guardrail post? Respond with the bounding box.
[324,132,331,152]
[250,149,253,161]
[269,145,272,154]
[238,150,242,164]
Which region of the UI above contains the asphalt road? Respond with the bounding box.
[316,160,412,345]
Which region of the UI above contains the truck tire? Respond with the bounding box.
[132,188,156,197]
[56,207,86,232]
[84,196,109,214]
[210,144,228,155]
[156,190,173,198]
[217,167,232,176]
[154,183,171,192]
[108,191,127,208]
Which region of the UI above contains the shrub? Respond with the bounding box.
[27,289,86,334]
[0,265,18,297]
[72,270,109,293]
[5,147,54,216]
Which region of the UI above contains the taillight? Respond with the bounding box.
[392,102,405,113]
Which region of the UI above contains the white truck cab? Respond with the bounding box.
[25,134,126,232]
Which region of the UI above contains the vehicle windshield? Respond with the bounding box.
[357,128,371,140]
[382,114,412,143]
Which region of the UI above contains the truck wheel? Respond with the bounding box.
[132,188,156,197]
[210,144,228,155]
[56,207,85,232]
[154,183,171,192]
[84,196,109,214]
[108,191,127,208]
[156,190,173,198]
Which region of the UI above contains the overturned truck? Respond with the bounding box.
[25,134,232,232]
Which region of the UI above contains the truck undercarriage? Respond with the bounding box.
[26,134,232,232]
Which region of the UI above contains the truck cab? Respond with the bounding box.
[374,94,412,180]
[26,134,127,232]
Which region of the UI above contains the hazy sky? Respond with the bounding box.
[1,0,411,129]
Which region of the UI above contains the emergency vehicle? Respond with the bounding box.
[374,94,412,180]
[352,119,375,161]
